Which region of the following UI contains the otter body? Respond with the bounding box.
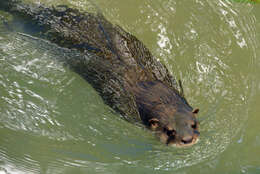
[0,0,200,146]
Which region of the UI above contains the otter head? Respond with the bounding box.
[134,81,200,147]
[148,107,200,147]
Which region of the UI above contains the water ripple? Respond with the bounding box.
[0,0,258,173]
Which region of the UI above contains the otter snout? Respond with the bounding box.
[180,129,200,145]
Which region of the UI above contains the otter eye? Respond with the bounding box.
[148,118,160,130]
[191,123,197,129]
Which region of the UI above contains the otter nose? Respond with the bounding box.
[181,135,193,144]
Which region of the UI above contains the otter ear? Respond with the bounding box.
[192,108,199,114]
[148,118,159,130]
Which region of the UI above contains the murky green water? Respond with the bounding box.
[0,0,259,173]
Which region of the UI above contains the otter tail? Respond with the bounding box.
[0,0,21,11]
[0,0,41,20]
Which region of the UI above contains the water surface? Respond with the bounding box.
[0,0,259,173]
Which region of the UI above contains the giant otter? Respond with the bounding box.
[0,0,200,146]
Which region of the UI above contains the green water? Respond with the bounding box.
[0,0,259,173]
